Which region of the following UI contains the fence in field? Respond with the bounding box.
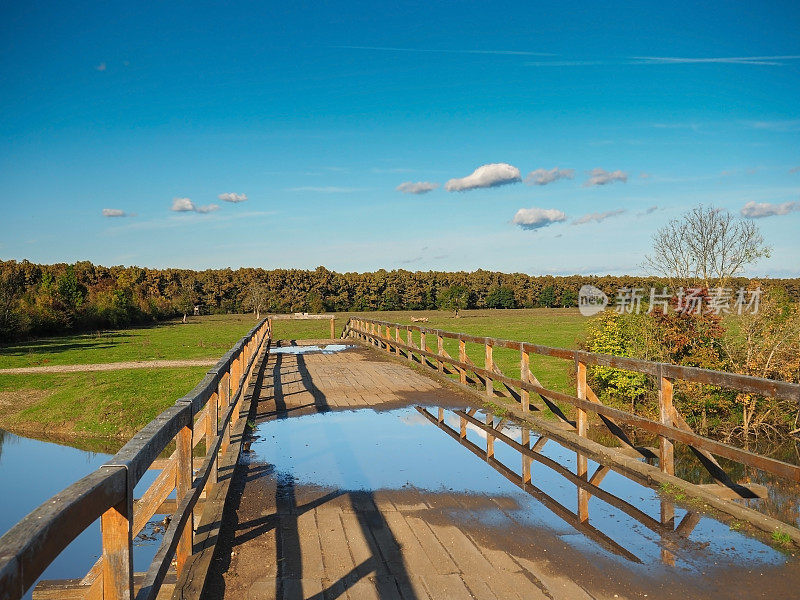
[0,319,271,600]
[343,317,800,540]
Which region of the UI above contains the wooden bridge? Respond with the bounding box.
[2,315,800,600]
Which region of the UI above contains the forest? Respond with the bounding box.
[1,258,799,342]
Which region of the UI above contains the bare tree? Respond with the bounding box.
[644,205,770,288]
[244,282,268,319]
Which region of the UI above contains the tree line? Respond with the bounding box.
[1,258,798,342]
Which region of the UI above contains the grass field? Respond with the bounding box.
[0,314,258,369]
[0,309,588,444]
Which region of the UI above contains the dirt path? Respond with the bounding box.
[0,359,218,374]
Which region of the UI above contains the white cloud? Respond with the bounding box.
[740,200,800,219]
[512,207,566,230]
[396,181,439,194]
[584,168,628,187]
[525,167,574,186]
[445,163,521,192]
[171,197,219,214]
[633,55,800,66]
[636,205,659,217]
[218,192,248,203]
[573,209,626,225]
[102,208,132,218]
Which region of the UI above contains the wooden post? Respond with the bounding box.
[101,468,133,600]
[385,325,392,353]
[330,317,335,340]
[460,415,467,439]
[176,418,193,574]
[659,369,675,476]
[438,407,444,423]
[207,392,218,488]
[395,326,401,356]
[459,339,467,384]
[220,372,231,456]
[406,328,413,361]
[486,413,494,459]
[420,330,426,356]
[521,346,530,412]
[437,334,444,372]
[521,429,532,484]
[485,342,493,398]
[576,358,589,523]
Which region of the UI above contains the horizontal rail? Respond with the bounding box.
[352,318,800,402]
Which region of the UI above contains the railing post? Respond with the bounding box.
[485,341,493,397]
[101,467,133,600]
[420,330,426,356]
[486,413,494,459]
[521,344,530,412]
[385,325,392,353]
[395,326,401,356]
[176,410,193,575]
[576,357,589,523]
[437,407,444,423]
[220,372,231,456]
[659,366,675,477]
[437,333,444,372]
[460,414,467,439]
[207,391,218,488]
[521,429,532,484]
[458,339,467,384]
[330,317,335,340]
[406,327,413,361]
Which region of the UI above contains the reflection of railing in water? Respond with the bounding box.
[345,318,800,543]
[416,406,701,566]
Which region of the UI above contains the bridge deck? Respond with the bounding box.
[196,340,799,600]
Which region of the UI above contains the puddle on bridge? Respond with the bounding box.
[243,406,796,583]
[269,344,351,355]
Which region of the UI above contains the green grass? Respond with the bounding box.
[0,314,259,369]
[0,308,587,442]
[0,367,210,439]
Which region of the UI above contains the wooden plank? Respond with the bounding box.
[133,457,176,536]
[33,573,176,600]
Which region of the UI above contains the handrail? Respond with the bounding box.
[344,317,800,493]
[348,317,800,402]
[0,317,271,600]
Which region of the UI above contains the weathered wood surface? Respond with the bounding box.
[199,339,800,600]
[202,342,603,600]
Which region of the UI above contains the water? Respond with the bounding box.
[244,406,790,574]
[0,430,166,599]
[270,344,350,355]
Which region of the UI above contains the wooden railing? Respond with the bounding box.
[0,318,271,600]
[344,318,800,524]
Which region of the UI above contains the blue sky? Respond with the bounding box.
[1,1,799,276]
